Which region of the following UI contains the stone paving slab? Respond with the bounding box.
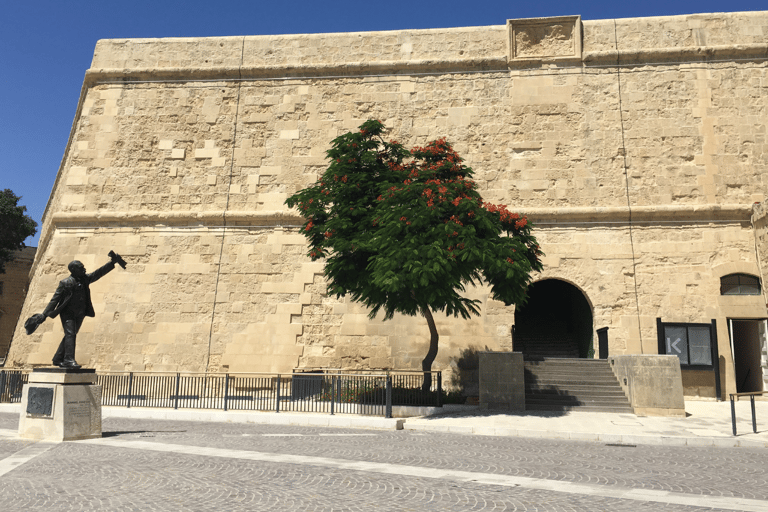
[1,439,743,512]
[404,400,768,448]
[2,416,767,511]
[1,399,767,448]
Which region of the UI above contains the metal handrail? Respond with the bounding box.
[730,390,768,436]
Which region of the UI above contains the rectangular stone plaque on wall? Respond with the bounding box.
[508,16,582,61]
[26,387,54,417]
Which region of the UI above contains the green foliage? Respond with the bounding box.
[318,381,460,407]
[0,189,37,274]
[319,381,380,403]
[286,120,542,322]
[441,389,468,404]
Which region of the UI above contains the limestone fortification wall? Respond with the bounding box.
[8,12,768,395]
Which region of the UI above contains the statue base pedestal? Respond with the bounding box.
[18,368,102,442]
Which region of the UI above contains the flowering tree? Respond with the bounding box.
[286,120,542,391]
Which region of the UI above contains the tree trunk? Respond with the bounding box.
[420,306,439,393]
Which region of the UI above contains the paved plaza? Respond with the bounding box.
[1,408,768,511]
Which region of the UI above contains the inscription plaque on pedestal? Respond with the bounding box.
[26,387,54,417]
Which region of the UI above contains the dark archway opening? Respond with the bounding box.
[513,279,593,359]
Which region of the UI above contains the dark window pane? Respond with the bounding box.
[721,273,761,295]
[688,326,712,365]
[739,275,761,295]
[664,326,688,365]
[720,275,740,295]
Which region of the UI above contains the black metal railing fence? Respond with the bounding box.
[0,369,441,418]
[0,370,27,403]
[100,370,441,417]
[101,370,443,417]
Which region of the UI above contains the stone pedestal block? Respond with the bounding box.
[609,355,686,417]
[18,368,102,441]
[479,351,525,411]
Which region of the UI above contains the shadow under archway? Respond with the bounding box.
[514,279,594,359]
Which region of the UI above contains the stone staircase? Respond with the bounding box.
[524,358,633,413]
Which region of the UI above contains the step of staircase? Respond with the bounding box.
[523,358,633,413]
[518,337,580,359]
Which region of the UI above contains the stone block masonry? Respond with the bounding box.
[7,12,768,398]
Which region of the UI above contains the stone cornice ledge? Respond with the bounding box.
[522,204,753,224]
[584,43,768,66]
[84,57,511,84]
[52,210,305,227]
[82,43,768,85]
[51,204,752,228]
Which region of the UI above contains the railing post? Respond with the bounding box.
[0,371,6,403]
[127,372,133,409]
[224,374,229,412]
[174,373,181,410]
[330,375,335,415]
[276,375,281,413]
[731,394,737,436]
[751,395,757,433]
[437,372,442,407]
[385,375,392,419]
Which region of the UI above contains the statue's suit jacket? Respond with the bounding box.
[42,262,115,319]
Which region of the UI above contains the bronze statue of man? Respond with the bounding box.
[36,252,126,369]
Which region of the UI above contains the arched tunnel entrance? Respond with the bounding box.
[513,279,594,359]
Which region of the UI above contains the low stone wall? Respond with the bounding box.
[478,351,525,411]
[609,355,685,417]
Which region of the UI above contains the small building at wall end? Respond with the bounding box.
[1,246,36,365]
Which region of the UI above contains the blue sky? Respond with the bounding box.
[2,1,765,246]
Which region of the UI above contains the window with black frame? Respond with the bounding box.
[661,324,712,366]
[657,319,721,399]
[720,273,761,295]
[656,319,718,370]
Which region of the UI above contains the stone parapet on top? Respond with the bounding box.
[85,11,768,82]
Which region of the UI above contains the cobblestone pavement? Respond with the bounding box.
[1,413,767,511]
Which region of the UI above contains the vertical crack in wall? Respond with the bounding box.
[614,20,644,354]
[206,37,246,371]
